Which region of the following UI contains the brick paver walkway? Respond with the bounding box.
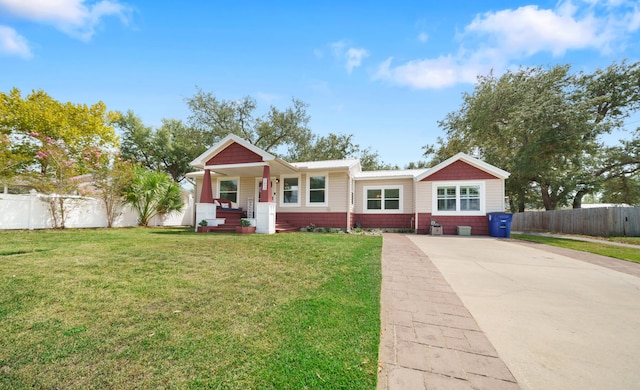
[377,234,520,390]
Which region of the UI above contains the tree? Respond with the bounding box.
[87,152,137,228]
[114,110,156,170]
[598,132,640,205]
[115,111,206,182]
[429,62,640,211]
[404,160,430,169]
[0,88,119,227]
[185,88,313,154]
[124,168,183,226]
[285,132,393,170]
[0,88,118,177]
[123,90,393,175]
[153,119,207,182]
[27,133,84,228]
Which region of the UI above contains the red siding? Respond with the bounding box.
[422,160,497,181]
[206,142,263,165]
[352,214,415,229]
[417,213,489,235]
[277,212,348,229]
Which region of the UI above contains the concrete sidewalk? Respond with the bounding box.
[407,235,640,390]
[377,234,519,389]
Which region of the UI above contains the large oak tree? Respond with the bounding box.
[427,61,640,211]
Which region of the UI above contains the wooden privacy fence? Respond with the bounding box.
[511,207,640,237]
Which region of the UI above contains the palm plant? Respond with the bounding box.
[124,168,183,226]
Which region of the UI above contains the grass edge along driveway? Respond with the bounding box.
[0,228,382,389]
[512,233,640,264]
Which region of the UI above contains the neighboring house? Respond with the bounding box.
[187,134,510,235]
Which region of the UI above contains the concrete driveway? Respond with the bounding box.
[407,235,640,390]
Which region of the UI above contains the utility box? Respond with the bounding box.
[457,226,471,236]
[431,226,442,236]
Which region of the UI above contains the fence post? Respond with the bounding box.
[28,189,37,230]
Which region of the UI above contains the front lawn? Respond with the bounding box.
[0,228,382,389]
[512,233,640,264]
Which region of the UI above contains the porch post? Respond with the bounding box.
[195,169,216,232]
[259,165,272,203]
[200,169,214,204]
[256,164,276,234]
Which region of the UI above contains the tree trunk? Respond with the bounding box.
[540,183,556,210]
[572,189,587,209]
[517,188,526,212]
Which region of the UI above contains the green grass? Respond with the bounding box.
[512,234,640,264]
[605,236,640,245]
[0,228,382,389]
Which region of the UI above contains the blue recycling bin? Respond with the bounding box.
[488,212,513,238]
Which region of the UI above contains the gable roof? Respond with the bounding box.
[416,152,510,181]
[190,134,276,168]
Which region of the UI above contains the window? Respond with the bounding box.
[432,182,484,215]
[219,179,238,203]
[460,186,480,211]
[281,175,300,206]
[307,174,327,206]
[437,186,456,211]
[364,186,402,213]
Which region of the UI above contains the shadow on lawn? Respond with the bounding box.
[148,227,198,235]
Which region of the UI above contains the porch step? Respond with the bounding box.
[276,221,300,233]
[206,226,237,233]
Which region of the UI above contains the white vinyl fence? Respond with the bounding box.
[0,191,194,230]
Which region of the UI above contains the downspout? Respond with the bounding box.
[186,177,197,227]
[346,173,352,232]
[414,177,419,234]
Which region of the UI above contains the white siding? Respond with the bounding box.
[238,177,255,210]
[485,179,505,212]
[327,172,349,212]
[415,181,432,213]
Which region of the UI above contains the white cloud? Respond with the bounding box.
[466,5,599,57]
[374,56,484,89]
[417,32,428,43]
[0,25,32,58]
[329,40,369,74]
[345,47,369,74]
[0,0,131,41]
[375,0,640,89]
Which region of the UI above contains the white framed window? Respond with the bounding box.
[306,173,328,207]
[363,186,403,213]
[218,178,239,203]
[280,175,300,207]
[432,182,485,216]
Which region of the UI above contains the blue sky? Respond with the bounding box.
[1,1,639,168]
